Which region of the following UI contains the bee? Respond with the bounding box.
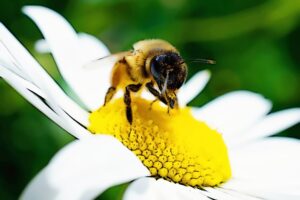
[94,39,186,124]
[92,39,213,124]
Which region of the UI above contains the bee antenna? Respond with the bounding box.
[189,58,216,65]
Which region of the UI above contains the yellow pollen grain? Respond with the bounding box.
[89,97,231,187]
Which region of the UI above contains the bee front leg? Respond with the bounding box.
[103,86,116,106]
[145,82,168,105]
[166,91,178,109]
[124,84,142,124]
[165,93,178,115]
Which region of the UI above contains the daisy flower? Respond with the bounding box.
[0,6,300,200]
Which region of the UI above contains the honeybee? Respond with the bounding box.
[92,39,213,124]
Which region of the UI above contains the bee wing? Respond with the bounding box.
[83,51,131,70]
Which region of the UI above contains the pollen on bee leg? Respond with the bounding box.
[88,97,231,187]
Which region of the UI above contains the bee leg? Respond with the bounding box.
[165,92,178,115]
[124,84,142,124]
[149,99,158,110]
[103,86,116,106]
[166,92,178,109]
[145,82,168,105]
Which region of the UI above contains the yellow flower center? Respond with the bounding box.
[89,97,231,187]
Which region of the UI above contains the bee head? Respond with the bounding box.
[150,52,187,93]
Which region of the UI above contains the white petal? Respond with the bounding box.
[126,178,259,200]
[1,63,92,139]
[124,178,210,200]
[231,108,300,146]
[202,187,260,200]
[21,135,149,200]
[0,42,25,78]
[35,38,50,53]
[222,180,300,200]
[0,23,89,129]
[140,90,155,101]
[23,6,111,110]
[77,33,110,62]
[20,170,58,200]
[226,137,300,199]
[178,70,210,107]
[192,91,272,141]
[0,65,83,137]
[35,33,109,61]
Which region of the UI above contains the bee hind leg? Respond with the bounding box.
[103,86,117,106]
[124,83,142,124]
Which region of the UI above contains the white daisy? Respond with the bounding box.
[0,6,300,200]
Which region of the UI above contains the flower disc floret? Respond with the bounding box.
[89,97,231,187]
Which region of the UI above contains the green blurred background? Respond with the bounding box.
[0,0,299,199]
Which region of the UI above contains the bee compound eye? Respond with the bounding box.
[150,55,165,80]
